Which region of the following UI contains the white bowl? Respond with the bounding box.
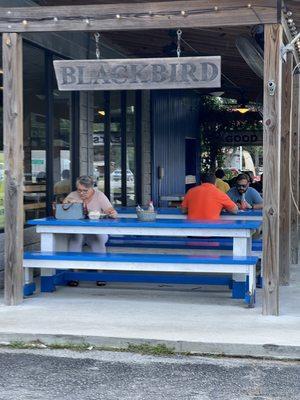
[88,211,101,220]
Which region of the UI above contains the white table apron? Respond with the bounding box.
[36,224,254,282]
[116,213,262,221]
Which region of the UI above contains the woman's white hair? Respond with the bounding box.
[76,175,94,188]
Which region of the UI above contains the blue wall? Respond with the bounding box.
[151,90,201,205]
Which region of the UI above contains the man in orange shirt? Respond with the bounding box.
[181,173,238,220]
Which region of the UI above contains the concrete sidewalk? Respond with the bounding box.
[0,266,299,359]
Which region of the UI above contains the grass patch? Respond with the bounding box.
[126,343,176,356]
[8,341,29,349]
[49,342,94,351]
[1,340,176,356]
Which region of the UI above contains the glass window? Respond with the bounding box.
[126,91,136,206]
[110,92,122,205]
[0,41,4,229]
[93,92,105,192]
[52,58,72,203]
[92,91,139,205]
[23,44,47,221]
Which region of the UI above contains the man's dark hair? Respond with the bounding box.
[201,173,216,184]
[62,169,70,180]
[236,173,250,183]
[215,169,225,179]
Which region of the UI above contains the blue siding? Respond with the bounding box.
[151,90,200,204]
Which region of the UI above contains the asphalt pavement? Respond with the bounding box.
[0,348,299,400]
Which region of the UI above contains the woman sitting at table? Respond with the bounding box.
[63,175,117,286]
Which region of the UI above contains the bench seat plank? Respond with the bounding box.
[23,252,257,305]
[107,237,262,251]
[24,251,258,265]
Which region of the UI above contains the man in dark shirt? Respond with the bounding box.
[227,173,263,210]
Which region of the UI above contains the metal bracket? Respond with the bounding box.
[267,80,276,96]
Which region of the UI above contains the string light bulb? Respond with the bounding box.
[181,10,186,16]
[116,14,121,19]
[22,19,28,26]
[85,18,90,25]
[53,17,58,22]
[214,6,218,11]
[247,4,252,8]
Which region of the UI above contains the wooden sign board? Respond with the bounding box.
[53,56,221,91]
[218,131,263,146]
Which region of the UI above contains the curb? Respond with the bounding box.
[0,332,299,360]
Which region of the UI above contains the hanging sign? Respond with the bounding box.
[218,131,263,146]
[53,56,221,91]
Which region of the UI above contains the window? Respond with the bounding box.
[0,42,79,226]
[110,92,122,205]
[126,91,136,206]
[93,91,140,205]
[23,44,47,221]
[52,65,72,203]
[0,41,3,229]
[93,92,106,192]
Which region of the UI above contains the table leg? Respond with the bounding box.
[245,265,256,307]
[40,233,57,292]
[232,237,252,299]
[23,268,36,296]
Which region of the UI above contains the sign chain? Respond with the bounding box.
[177,29,182,58]
[94,32,101,59]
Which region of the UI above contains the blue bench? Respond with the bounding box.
[23,251,258,306]
[106,236,263,289]
[107,236,262,253]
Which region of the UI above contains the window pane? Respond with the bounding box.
[53,58,72,203]
[23,44,47,221]
[93,92,105,192]
[0,41,4,229]
[110,92,122,205]
[126,91,136,206]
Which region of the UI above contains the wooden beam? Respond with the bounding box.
[3,33,24,306]
[279,52,292,285]
[281,12,300,66]
[0,0,279,33]
[262,24,282,316]
[290,70,300,264]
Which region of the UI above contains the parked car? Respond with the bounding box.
[111,169,134,182]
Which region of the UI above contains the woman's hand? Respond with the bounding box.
[105,208,118,219]
[63,198,78,204]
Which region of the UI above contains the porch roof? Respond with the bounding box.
[25,1,298,100]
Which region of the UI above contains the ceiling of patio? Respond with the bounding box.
[31,0,300,102]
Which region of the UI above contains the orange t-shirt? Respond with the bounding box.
[181,183,236,220]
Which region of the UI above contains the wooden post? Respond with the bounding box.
[3,33,24,305]
[279,52,292,285]
[262,24,282,316]
[290,70,300,265]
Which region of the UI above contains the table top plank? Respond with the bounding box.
[27,217,262,230]
[116,207,263,217]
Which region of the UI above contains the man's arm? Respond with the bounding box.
[181,195,188,214]
[252,203,263,210]
[228,204,238,214]
[221,192,238,214]
[250,188,263,210]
